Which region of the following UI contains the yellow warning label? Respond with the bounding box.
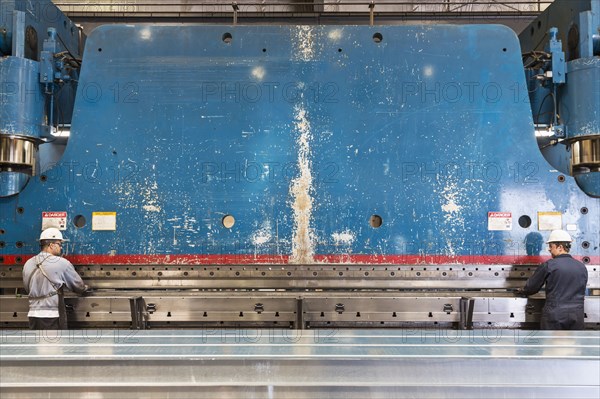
[92,212,117,231]
[538,211,562,231]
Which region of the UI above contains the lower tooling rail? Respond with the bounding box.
[3,290,600,329]
[0,264,598,329]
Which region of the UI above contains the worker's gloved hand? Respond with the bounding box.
[515,288,527,297]
[82,285,93,295]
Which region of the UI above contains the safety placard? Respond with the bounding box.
[538,211,562,231]
[488,212,512,231]
[92,212,117,231]
[42,212,67,230]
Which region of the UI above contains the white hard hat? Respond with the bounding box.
[39,228,65,241]
[546,229,572,243]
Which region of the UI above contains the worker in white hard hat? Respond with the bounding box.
[519,229,588,330]
[22,228,89,330]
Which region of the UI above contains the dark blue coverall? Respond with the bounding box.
[522,254,588,330]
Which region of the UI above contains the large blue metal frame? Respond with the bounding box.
[0,0,82,196]
[0,23,598,264]
[519,0,600,197]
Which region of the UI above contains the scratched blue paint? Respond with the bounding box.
[0,25,598,261]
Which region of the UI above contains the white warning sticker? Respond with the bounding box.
[42,212,67,230]
[488,212,512,231]
[538,211,562,231]
[92,212,117,231]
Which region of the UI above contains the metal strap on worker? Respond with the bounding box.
[27,290,60,300]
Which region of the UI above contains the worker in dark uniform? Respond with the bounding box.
[23,228,89,330]
[519,230,588,330]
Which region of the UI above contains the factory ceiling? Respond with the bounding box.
[55,0,553,31]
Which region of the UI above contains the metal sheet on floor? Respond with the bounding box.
[1,329,599,398]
